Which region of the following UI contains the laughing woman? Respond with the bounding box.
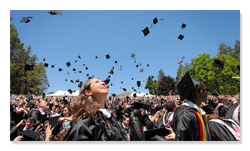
[63,78,126,141]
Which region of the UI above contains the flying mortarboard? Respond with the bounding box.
[19,130,41,141]
[140,69,144,72]
[75,60,77,63]
[70,80,74,83]
[24,64,34,71]
[177,71,200,101]
[137,81,141,87]
[177,60,183,64]
[123,88,127,92]
[73,68,76,72]
[131,53,135,58]
[142,27,150,37]
[43,58,45,61]
[20,17,33,23]
[49,116,63,136]
[181,23,186,29]
[237,65,240,71]
[21,83,26,90]
[48,10,62,15]
[147,64,149,67]
[213,59,225,69]
[106,54,110,59]
[51,64,55,68]
[75,79,79,83]
[202,65,207,70]
[58,68,63,71]
[115,61,118,64]
[78,54,81,59]
[153,17,158,24]
[68,89,73,94]
[66,62,71,67]
[44,63,48,67]
[85,67,88,70]
[178,34,184,40]
[103,78,110,85]
[78,71,82,73]
[109,69,114,74]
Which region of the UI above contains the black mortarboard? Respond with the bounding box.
[177,60,183,64]
[177,71,200,101]
[65,78,67,81]
[21,83,26,90]
[70,80,74,83]
[213,59,225,69]
[211,92,219,96]
[85,67,88,70]
[67,71,70,74]
[78,54,81,59]
[48,10,62,15]
[121,81,123,84]
[137,81,141,87]
[136,64,139,68]
[19,130,41,141]
[25,64,34,71]
[132,78,134,80]
[130,102,151,110]
[73,68,76,71]
[202,65,207,70]
[133,93,137,97]
[140,69,144,72]
[178,34,184,40]
[153,17,158,24]
[103,78,110,85]
[147,64,149,67]
[44,63,48,67]
[75,79,79,83]
[109,69,114,74]
[112,93,116,97]
[51,65,55,68]
[115,61,117,64]
[58,68,62,71]
[20,17,32,23]
[82,64,85,66]
[66,62,71,67]
[142,27,150,36]
[108,75,111,78]
[123,88,127,92]
[75,60,77,63]
[43,58,45,61]
[181,23,186,29]
[106,54,110,59]
[49,116,63,136]
[78,71,82,73]
[144,128,170,141]
[86,74,89,76]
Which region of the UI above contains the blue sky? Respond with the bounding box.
[10,10,240,95]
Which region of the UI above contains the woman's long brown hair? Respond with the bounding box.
[70,79,101,124]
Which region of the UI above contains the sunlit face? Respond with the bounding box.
[18,100,26,108]
[87,78,109,97]
[42,122,49,130]
[25,119,35,129]
[123,117,129,127]
[63,107,69,117]
[39,101,47,111]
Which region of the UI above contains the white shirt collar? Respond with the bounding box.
[182,101,206,115]
[98,109,111,118]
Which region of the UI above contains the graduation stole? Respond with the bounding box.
[184,99,211,141]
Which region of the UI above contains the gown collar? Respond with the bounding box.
[98,109,112,118]
[182,100,206,115]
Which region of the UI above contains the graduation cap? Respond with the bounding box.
[19,130,41,141]
[177,71,200,101]
[213,59,225,69]
[133,93,137,97]
[137,81,141,87]
[136,64,139,68]
[131,53,135,58]
[103,78,110,85]
[43,58,45,61]
[85,67,88,70]
[68,89,73,94]
[140,69,144,72]
[75,79,79,83]
[86,74,89,77]
[95,55,98,59]
[106,54,110,59]
[123,88,127,92]
[108,75,111,78]
[132,78,134,80]
[177,60,183,64]
[25,64,34,71]
[153,17,158,24]
[44,63,48,67]
[78,81,83,88]
[58,68,63,71]
[78,71,82,73]
[48,10,62,15]
[20,17,33,23]
[25,93,32,100]
[65,78,67,81]
[178,34,184,40]
[75,60,77,63]
[144,128,170,141]
[67,71,70,74]
[121,81,123,84]
[202,65,207,70]
[70,80,74,83]
[142,27,150,36]
[111,93,116,97]
[109,69,114,74]
[181,23,186,29]
[115,61,118,64]
[73,68,76,72]
[51,64,55,68]
[147,64,149,67]
[66,62,71,67]
[49,116,63,136]
[78,54,81,59]
[130,102,151,111]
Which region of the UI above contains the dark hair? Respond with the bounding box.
[71,79,101,124]
[187,78,205,100]
[129,109,143,128]
[60,105,72,117]
[27,116,36,124]
[164,101,176,112]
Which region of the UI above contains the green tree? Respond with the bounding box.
[10,16,49,95]
[157,69,165,82]
[145,75,157,95]
[176,64,184,82]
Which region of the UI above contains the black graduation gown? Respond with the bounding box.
[11,107,28,125]
[156,112,173,128]
[172,105,201,141]
[30,109,48,125]
[225,102,240,122]
[208,120,237,141]
[129,121,145,141]
[63,112,126,141]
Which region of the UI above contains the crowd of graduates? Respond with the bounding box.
[10,82,240,141]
